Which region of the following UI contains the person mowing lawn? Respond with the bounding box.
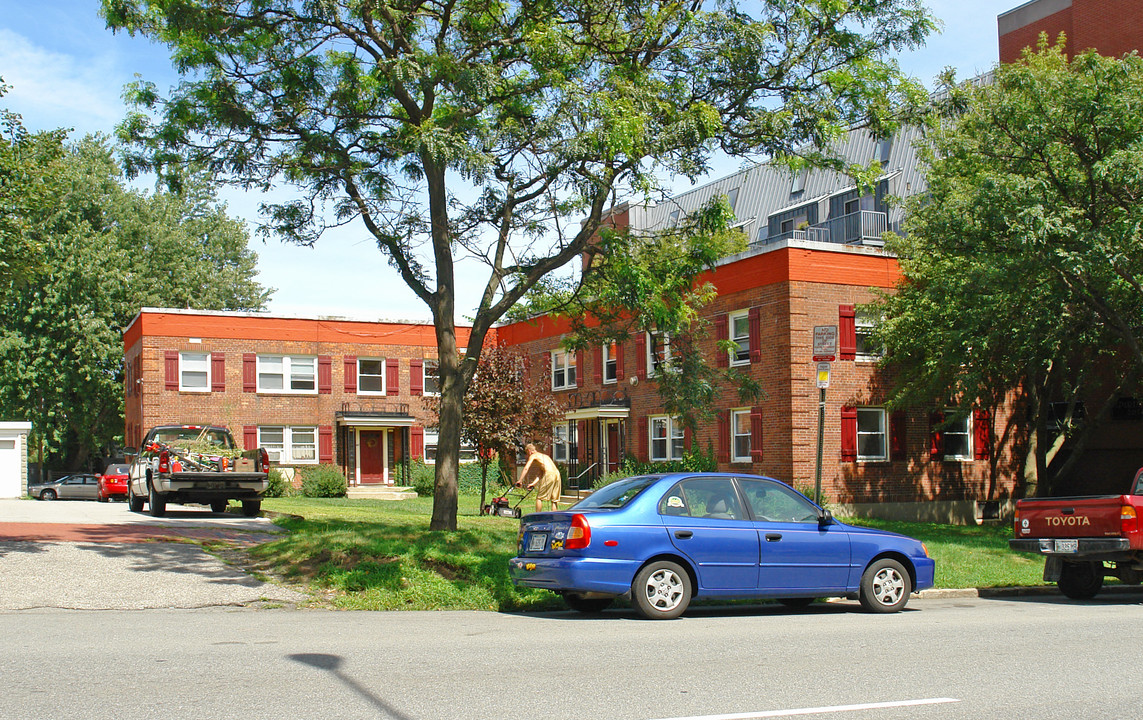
[517,443,561,513]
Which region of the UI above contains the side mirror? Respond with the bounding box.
[818,509,834,527]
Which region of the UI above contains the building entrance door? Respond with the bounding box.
[603,421,622,475]
[359,430,386,484]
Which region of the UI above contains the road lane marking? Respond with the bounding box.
[651,697,961,720]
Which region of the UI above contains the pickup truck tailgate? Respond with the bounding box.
[1014,495,1127,539]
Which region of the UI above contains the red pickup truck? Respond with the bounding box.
[1010,467,1143,598]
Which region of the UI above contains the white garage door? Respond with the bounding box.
[0,437,20,498]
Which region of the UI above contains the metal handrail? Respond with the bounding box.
[566,462,599,497]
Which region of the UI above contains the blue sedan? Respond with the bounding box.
[509,472,935,619]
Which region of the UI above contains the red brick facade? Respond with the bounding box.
[999,0,1143,63]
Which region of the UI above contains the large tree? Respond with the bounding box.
[0,121,268,470]
[102,0,934,529]
[874,41,1143,496]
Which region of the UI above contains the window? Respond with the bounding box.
[875,135,893,166]
[650,415,684,462]
[551,350,577,390]
[423,359,440,396]
[725,187,740,214]
[552,422,577,463]
[258,426,317,464]
[668,209,681,227]
[731,409,752,463]
[855,312,882,360]
[740,479,819,523]
[790,168,808,194]
[602,342,618,384]
[646,331,672,377]
[358,358,385,394]
[179,352,209,392]
[857,407,887,462]
[943,414,973,461]
[423,427,476,463]
[729,310,750,365]
[257,355,317,393]
[659,476,742,519]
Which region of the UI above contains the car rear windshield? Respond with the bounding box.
[149,428,234,449]
[574,476,659,510]
[105,465,129,474]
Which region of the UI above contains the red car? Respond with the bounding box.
[99,463,130,502]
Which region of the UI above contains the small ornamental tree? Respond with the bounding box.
[462,345,563,511]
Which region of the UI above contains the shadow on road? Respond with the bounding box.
[290,653,414,720]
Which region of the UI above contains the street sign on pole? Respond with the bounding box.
[816,362,831,389]
[813,325,837,362]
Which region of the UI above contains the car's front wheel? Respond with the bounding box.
[632,560,691,620]
[127,485,145,513]
[859,558,911,613]
[40,489,56,501]
[563,593,614,614]
[1058,561,1104,599]
[148,483,166,518]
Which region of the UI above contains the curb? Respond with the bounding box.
[916,584,1143,599]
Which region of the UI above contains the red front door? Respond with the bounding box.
[359,430,384,484]
[606,422,621,474]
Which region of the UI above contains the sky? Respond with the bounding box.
[0,0,1016,323]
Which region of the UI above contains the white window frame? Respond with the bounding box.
[422,358,440,396]
[257,355,318,394]
[258,426,318,465]
[552,422,577,463]
[943,413,974,461]
[855,312,883,362]
[856,407,888,463]
[551,350,577,390]
[645,331,672,378]
[357,358,386,395]
[729,310,750,366]
[179,352,210,392]
[602,342,618,385]
[650,415,684,462]
[731,409,752,463]
[423,427,476,463]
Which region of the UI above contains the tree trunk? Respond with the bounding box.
[430,333,463,531]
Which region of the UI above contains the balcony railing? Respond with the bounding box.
[753,210,889,248]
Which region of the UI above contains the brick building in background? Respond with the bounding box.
[999,0,1143,62]
[124,309,472,486]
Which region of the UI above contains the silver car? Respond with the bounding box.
[28,474,101,501]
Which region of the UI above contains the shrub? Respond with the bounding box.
[299,464,348,498]
[409,459,489,496]
[264,468,295,498]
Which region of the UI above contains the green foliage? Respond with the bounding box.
[264,468,296,498]
[299,464,349,498]
[593,448,718,489]
[0,119,268,471]
[411,460,486,497]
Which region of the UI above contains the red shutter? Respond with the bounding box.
[210,352,225,392]
[684,425,693,452]
[748,307,762,363]
[318,425,333,463]
[344,356,357,394]
[318,355,332,394]
[574,349,584,387]
[840,406,858,461]
[839,305,856,360]
[974,409,992,460]
[164,351,179,390]
[614,341,625,382]
[243,353,257,393]
[890,411,907,461]
[386,358,400,396]
[635,333,647,381]
[410,426,424,460]
[243,425,258,451]
[409,359,424,396]
[577,420,588,462]
[637,416,649,462]
[717,411,730,463]
[929,411,945,460]
[750,406,764,463]
[714,314,729,368]
[593,345,603,385]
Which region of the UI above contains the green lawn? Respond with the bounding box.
[252,495,1047,611]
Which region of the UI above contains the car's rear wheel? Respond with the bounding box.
[563,593,614,614]
[127,485,145,513]
[859,558,911,613]
[632,560,691,620]
[1058,561,1104,599]
[210,500,228,514]
[148,483,166,517]
[241,499,261,517]
[40,489,56,501]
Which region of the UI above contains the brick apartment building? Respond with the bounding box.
[999,0,1143,63]
[123,309,472,486]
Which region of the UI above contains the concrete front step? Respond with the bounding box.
[346,485,418,501]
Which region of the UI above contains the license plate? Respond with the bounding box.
[1055,539,1078,553]
[527,532,549,552]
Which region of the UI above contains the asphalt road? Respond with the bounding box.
[4,594,1142,720]
[0,498,305,610]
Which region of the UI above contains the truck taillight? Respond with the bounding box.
[565,514,591,550]
[1121,505,1137,535]
[158,450,170,474]
[259,448,270,473]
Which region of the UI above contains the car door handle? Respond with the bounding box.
[765,533,783,542]
[674,530,693,539]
